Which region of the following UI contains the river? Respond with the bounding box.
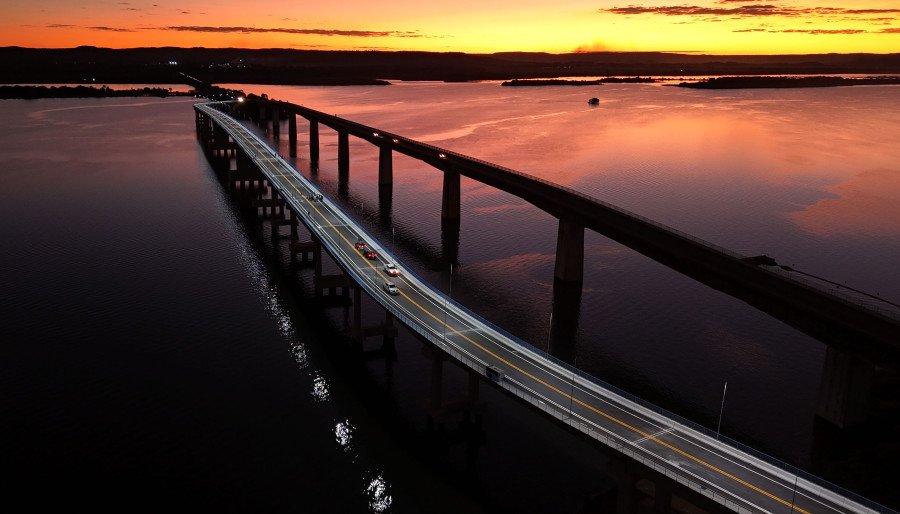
[2,81,898,512]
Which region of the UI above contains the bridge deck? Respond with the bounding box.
[196,102,883,514]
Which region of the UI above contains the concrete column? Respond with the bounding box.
[338,130,350,182]
[288,113,297,157]
[378,145,393,186]
[441,171,461,222]
[554,218,584,283]
[271,107,280,140]
[309,121,319,170]
[816,347,875,428]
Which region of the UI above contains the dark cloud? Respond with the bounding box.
[602,4,900,18]
[734,27,869,34]
[162,26,425,38]
[881,27,900,33]
[47,23,75,28]
[89,26,137,32]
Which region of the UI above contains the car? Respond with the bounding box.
[355,239,367,250]
[383,281,399,295]
[364,249,378,260]
[383,263,400,276]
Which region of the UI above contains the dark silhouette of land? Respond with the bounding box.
[0,84,195,99]
[501,77,655,86]
[678,75,900,89]
[2,47,899,85]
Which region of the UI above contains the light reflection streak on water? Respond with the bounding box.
[365,473,393,513]
[222,169,396,511]
[335,420,354,451]
[312,374,329,402]
[233,233,308,368]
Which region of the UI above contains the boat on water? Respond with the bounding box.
[588,97,600,105]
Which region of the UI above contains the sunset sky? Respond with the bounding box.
[2,0,898,54]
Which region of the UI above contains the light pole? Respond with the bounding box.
[716,381,728,440]
[546,311,553,353]
[789,474,799,514]
[443,263,452,346]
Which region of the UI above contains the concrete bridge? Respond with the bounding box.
[246,96,900,430]
[195,100,896,514]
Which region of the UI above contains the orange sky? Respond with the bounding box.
[2,0,899,54]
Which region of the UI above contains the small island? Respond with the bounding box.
[0,85,195,99]
[676,75,900,89]
[501,77,655,86]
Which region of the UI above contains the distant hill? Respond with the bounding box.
[1,47,899,85]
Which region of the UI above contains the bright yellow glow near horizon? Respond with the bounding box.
[1,0,898,54]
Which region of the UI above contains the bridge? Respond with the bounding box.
[195,100,894,514]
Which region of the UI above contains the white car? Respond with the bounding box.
[383,281,399,295]
[383,263,400,276]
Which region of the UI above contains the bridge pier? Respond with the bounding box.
[309,120,319,172]
[271,107,280,140]
[607,455,728,514]
[338,130,350,185]
[378,145,393,186]
[816,347,875,428]
[350,286,399,347]
[230,149,264,192]
[425,347,483,424]
[441,171,461,222]
[549,277,583,362]
[378,184,393,228]
[288,113,297,157]
[554,218,584,283]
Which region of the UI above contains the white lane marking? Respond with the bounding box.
[633,427,674,446]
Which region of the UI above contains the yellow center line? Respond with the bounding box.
[216,112,810,514]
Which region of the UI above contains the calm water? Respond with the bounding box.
[2,82,899,511]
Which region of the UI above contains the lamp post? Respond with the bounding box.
[716,381,728,440]
[546,311,553,353]
[443,263,452,346]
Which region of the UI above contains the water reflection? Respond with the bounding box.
[791,167,900,237]
[335,419,354,450]
[311,374,330,402]
[365,473,393,513]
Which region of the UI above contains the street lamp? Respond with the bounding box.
[716,381,728,440]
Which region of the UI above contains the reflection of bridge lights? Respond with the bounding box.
[335,420,353,449]
[365,473,393,513]
[312,375,329,402]
[438,153,447,159]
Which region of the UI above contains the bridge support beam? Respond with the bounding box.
[338,130,350,183]
[425,348,482,425]
[441,171,461,222]
[288,113,297,157]
[351,287,399,345]
[554,218,584,283]
[309,120,319,171]
[378,145,393,186]
[816,347,875,428]
[271,107,280,140]
[549,277,582,362]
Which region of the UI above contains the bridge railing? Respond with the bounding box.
[199,102,893,514]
